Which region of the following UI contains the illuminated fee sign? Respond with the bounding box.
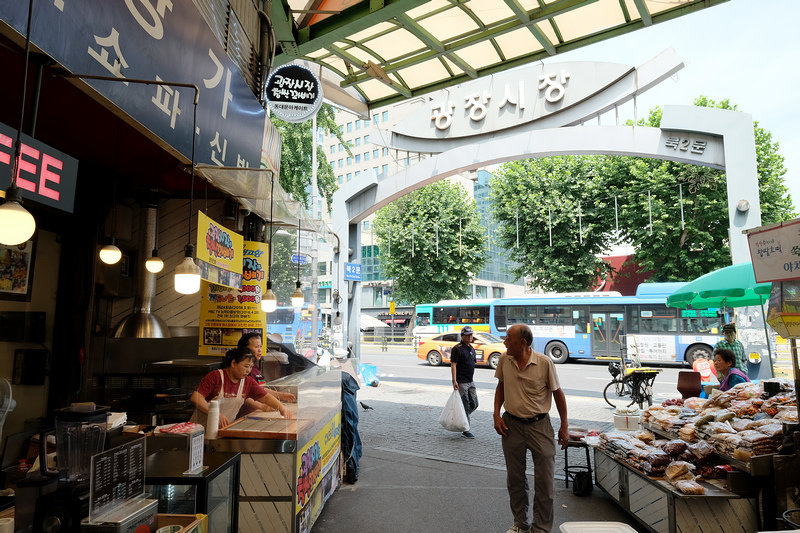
[0,122,78,213]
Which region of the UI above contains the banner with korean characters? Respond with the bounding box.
[295,412,341,516]
[196,211,243,290]
[746,217,800,283]
[0,0,265,168]
[198,241,268,356]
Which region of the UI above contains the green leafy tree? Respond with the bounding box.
[489,97,794,289]
[268,231,311,305]
[613,97,796,281]
[271,104,351,210]
[489,157,615,292]
[374,181,486,304]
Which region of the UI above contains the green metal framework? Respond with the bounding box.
[272,0,729,110]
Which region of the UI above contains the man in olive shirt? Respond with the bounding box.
[715,323,747,375]
[494,324,569,533]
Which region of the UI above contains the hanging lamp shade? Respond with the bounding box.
[174,245,201,294]
[0,187,36,245]
[291,280,304,308]
[145,249,164,273]
[262,281,277,312]
[99,242,122,265]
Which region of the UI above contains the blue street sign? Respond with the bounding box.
[291,254,308,265]
[344,262,361,281]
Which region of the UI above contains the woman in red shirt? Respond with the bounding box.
[190,347,291,430]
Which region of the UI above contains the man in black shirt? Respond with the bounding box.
[451,325,478,438]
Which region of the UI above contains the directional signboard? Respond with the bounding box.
[344,263,361,281]
[291,254,308,265]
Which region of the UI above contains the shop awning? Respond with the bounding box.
[194,164,331,238]
[360,314,389,330]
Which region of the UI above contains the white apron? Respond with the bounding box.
[191,369,246,430]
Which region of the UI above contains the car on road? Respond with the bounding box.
[417,332,506,369]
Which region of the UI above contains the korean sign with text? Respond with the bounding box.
[0,0,265,169]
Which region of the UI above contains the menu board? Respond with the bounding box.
[88,437,146,520]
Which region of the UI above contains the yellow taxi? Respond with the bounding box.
[417,331,506,369]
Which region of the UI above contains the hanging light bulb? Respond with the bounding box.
[0,186,36,246]
[99,239,122,265]
[333,311,342,326]
[291,218,304,308]
[261,280,277,312]
[174,244,201,294]
[1,2,36,246]
[145,249,164,273]
[291,280,304,308]
[263,175,277,313]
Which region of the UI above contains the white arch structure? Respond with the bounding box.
[332,105,761,356]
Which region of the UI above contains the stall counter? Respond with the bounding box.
[208,365,342,533]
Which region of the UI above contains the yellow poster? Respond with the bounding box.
[198,241,269,356]
[196,211,244,290]
[295,412,341,514]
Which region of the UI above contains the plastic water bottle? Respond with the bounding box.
[206,400,219,440]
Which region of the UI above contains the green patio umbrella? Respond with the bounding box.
[666,262,772,309]
[666,262,774,377]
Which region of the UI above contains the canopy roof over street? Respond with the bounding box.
[273,0,729,111]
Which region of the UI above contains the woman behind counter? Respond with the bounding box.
[190,347,292,430]
[713,348,751,392]
[238,333,295,402]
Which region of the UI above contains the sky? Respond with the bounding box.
[547,0,800,214]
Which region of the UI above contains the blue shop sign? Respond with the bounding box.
[0,0,265,168]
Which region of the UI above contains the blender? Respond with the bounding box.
[18,405,109,533]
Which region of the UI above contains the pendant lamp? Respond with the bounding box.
[100,180,121,265]
[290,218,304,308]
[173,100,200,294]
[145,203,164,273]
[174,244,201,294]
[0,0,36,246]
[261,175,277,312]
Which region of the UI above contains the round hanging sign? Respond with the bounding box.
[265,64,323,123]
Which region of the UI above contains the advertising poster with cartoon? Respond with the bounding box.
[199,241,269,356]
[0,239,35,301]
[296,413,341,533]
[196,211,244,290]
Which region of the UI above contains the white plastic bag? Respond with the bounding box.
[438,390,470,432]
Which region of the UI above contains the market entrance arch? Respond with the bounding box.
[332,104,761,356]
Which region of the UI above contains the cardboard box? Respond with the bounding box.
[155,513,207,533]
[613,414,640,431]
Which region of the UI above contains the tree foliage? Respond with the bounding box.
[489,97,795,291]
[268,231,310,305]
[489,157,615,292]
[374,181,486,304]
[271,104,351,210]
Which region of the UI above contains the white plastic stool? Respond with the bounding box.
[559,522,638,533]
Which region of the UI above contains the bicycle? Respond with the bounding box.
[603,360,662,410]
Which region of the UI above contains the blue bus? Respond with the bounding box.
[266,305,323,349]
[489,283,722,365]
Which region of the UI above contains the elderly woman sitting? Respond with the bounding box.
[713,348,750,392]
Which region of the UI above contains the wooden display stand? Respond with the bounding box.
[594,448,757,533]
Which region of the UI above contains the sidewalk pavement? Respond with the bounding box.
[312,374,648,533]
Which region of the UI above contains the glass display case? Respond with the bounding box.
[209,366,342,533]
[144,451,240,533]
